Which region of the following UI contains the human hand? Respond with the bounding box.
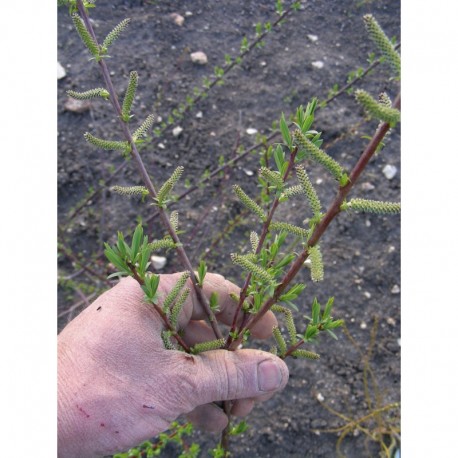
[58,273,289,457]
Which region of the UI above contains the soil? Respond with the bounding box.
[57,1,400,457]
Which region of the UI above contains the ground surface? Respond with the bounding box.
[58,0,400,456]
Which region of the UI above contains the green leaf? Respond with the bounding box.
[280,113,292,148]
[322,297,335,320]
[131,224,143,260]
[311,297,320,325]
[209,292,219,312]
[197,260,207,287]
[230,420,249,435]
[143,274,160,304]
[273,145,285,172]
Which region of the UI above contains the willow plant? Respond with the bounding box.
[61,1,400,455]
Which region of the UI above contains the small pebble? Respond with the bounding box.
[386,317,396,326]
[151,255,167,270]
[312,60,324,69]
[185,11,193,17]
[243,169,254,176]
[158,143,165,149]
[64,98,91,113]
[361,181,375,191]
[316,392,324,402]
[316,178,323,185]
[57,61,66,79]
[246,127,258,135]
[172,126,183,137]
[365,219,371,227]
[170,13,184,26]
[195,111,203,118]
[388,245,396,253]
[307,34,318,42]
[360,321,367,329]
[391,284,400,294]
[190,51,208,65]
[363,291,371,299]
[383,164,397,180]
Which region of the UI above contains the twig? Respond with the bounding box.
[76,0,224,340]
[231,92,400,347]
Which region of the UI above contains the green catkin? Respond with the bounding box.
[272,305,297,345]
[231,254,274,284]
[161,330,176,350]
[169,211,179,232]
[270,221,309,238]
[72,13,99,58]
[280,184,303,200]
[148,238,177,252]
[343,198,401,214]
[233,185,266,221]
[363,14,400,76]
[272,326,287,356]
[295,165,322,215]
[170,288,190,328]
[355,89,400,125]
[122,71,138,120]
[293,130,345,182]
[259,167,284,189]
[110,185,148,197]
[156,166,184,206]
[84,132,129,152]
[67,88,110,100]
[378,92,392,107]
[308,245,324,282]
[250,231,260,253]
[291,349,320,360]
[133,114,155,140]
[102,18,131,51]
[191,338,226,354]
[162,271,190,314]
[238,253,258,263]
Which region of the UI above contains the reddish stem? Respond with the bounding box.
[75,0,223,340]
[230,92,400,348]
[226,147,298,348]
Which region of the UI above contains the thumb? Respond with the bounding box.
[183,349,289,407]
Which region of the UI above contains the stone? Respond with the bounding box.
[190,51,208,65]
[312,60,324,69]
[151,255,167,270]
[383,164,397,180]
[57,62,66,79]
[391,284,400,294]
[172,126,183,137]
[361,181,375,191]
[307,34,318,42]
[170,13,184,26]
[246,127,258,135]
[64,97,91,113]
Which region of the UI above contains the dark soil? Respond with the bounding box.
[58,0,400,456]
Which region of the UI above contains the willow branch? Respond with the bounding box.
[76,0,223,340]
[230,92,400,348]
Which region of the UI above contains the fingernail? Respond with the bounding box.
[257,360,283,392]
